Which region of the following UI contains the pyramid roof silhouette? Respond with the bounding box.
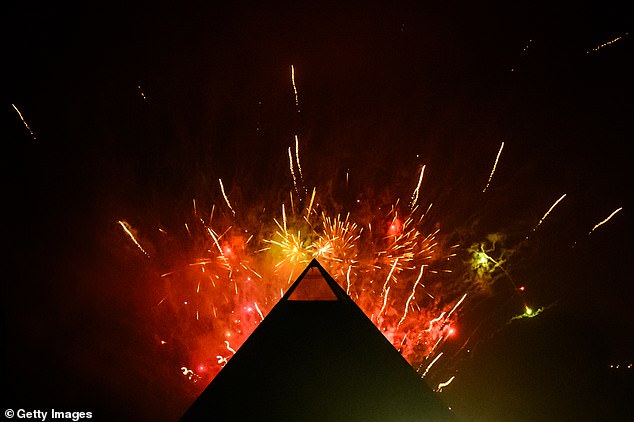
[179,259,455,421]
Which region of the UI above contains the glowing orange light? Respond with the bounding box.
[387,218,402,237]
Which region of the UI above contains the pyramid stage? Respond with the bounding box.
[179,259,455,421]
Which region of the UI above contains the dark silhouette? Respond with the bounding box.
[179,259,455,421]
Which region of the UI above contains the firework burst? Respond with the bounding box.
[118,147,518,395]
[113,64,594,398]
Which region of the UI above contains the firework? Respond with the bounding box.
[409,164,425,208]
[436,375,456,392]
[291,64,300,112]
[119,153,484,390]
[482,141,504,193]
[111,124,591,403]
[12,103,36,140]
[586,33,629,53]
[218,179,236,217]
[111,55,624,400]
[118,220,150,258]
[527,193,567,239]
[137,84,148,101]
[588,207,623,235]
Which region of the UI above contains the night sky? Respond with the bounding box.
[4,1,633,421]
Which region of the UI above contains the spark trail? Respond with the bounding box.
[587,33,629,53]
[482,141,504,192]
[12,103,36,140]
[436,376,456,392]
[588,207,623,235]
[294,135,306,193]
[218,178,236,216]
[118,220,150,258]
[410,164,426,208]
[137,84,148,101]
[291,64,300,112]
[527,193,567,239]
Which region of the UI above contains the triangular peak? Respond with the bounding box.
[283,259,348,301]
[287,266,338,300]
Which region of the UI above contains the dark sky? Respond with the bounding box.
[4,1,633,421]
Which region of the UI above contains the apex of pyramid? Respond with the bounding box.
[284,259,348,301]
